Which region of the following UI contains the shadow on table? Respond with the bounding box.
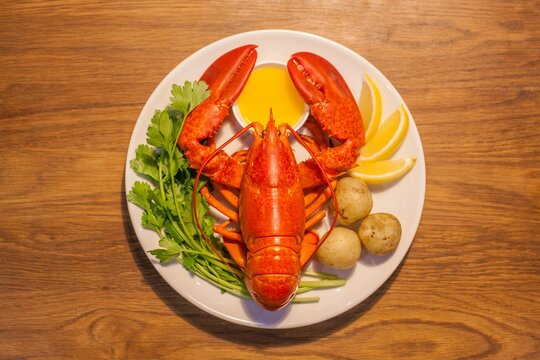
[122,177,407,346]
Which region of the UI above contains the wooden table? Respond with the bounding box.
[1,1,538,358]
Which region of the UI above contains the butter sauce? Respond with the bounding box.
[236,65,306,128]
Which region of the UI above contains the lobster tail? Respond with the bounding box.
[245,239,301,311]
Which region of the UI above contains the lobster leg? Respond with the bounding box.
[214,221,242,241]
[299,231,321,266]
[213,183,239,208]
[305,210,326,230]
[299,135,323,154]
[178,45,258,188]
[304,185,324,207]
[222,236,247,269]
[305,180,336,218]
[203,186,247,268]
[301,182,334,266]
[201,186,238,222]
[231,150,248,164]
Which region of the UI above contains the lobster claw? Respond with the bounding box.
[287,52,365,188]
[201,44,258,105]
[179,45,258,188]
[287,52,356,107]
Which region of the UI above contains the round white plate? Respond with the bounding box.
[125,29,426,329]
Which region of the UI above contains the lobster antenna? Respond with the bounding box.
[192,123,255,280]
[285,124,339,261]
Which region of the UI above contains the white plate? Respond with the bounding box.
[125,30,426,329]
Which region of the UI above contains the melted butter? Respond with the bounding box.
[236,65,306,128]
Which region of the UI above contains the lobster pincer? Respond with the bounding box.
[287,52,365,188]
[178,44,258,188]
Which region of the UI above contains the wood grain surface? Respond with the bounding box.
[1,0,539,359]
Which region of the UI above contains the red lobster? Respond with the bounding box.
[178,45,364,310]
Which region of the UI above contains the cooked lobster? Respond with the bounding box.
[178,45,364,310]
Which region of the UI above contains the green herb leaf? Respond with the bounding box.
[159,237,182,252]
[182,253,196,269]
[170,80,210,115]
[130,144,160,183]
[149,238,183,263]
[172,147,187,175]
[127,181,153,209]
[146,110,166,149]
[141,209,165,232]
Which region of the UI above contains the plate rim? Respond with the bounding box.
[124,29,426,329]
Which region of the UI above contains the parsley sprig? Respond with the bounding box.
[129,81,247,296]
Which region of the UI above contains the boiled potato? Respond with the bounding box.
[358,213,401,255]
[332,177,373,225]
[316,227,362,269]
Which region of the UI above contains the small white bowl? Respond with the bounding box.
[232,61,309,131]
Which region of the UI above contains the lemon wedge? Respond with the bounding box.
[348,157,416,184]
[358,104,409,162]
[358,73,382,143]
